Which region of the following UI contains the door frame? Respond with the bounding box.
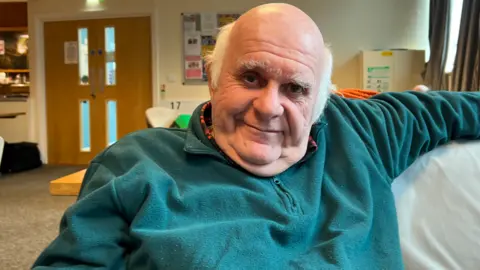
[31,9,160,164]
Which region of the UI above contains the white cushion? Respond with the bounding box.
[392,141,480,269]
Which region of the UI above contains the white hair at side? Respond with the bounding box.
[204,22,334,123]
[312,45,333,123]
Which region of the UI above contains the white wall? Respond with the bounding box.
[158,0,429,98]
[27,0,429,161]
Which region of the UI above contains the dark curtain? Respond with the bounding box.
[423,0,451,89]
[451,0,480,92]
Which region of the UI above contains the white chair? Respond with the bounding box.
[145,107,179,128]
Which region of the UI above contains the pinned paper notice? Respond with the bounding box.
[366,66,392,92]
[184,33,201,56]
[185,55,203,79]
[184,21,196,33]
[64,41,78,64]
[183,14,198,34]
[201,13,217,35]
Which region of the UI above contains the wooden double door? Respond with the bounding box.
[44,16,152,165]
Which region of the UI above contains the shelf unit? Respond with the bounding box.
[0,69,29,73]
[0,27,27,32]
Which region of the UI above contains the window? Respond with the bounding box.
[445,0,464,73]
[106,100,117,146]
[80,100,91,152]
[105,27,116,85]
[78,28,89,85]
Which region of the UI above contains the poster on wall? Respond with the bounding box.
[365,66,392,92]
[201,36,216,57]
[0,40,5,55]
[182,12,241,83]
[64,41,78,64]
[218,14,241,27]
[183,13,198,33]
[185,55,203,79]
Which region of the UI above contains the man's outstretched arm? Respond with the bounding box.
[336,90,480,181]
[32,162,129,269]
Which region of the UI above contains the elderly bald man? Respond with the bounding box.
[33,4,480,269]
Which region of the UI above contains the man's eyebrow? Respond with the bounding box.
[237,59,313,89]
[237,59,282,76]
[289,75,313,89]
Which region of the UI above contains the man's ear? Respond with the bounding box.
[206,62,215,98]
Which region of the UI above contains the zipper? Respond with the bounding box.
[272,177,300,214]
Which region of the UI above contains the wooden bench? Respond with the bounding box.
[49,169,86,196]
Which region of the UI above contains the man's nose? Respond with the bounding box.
[252,84,284,119]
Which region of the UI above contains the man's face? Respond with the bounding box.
[209,7,326,176]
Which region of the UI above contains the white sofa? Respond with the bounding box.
[393,141,480,269]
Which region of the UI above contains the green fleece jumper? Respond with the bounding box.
[33,91,480,269]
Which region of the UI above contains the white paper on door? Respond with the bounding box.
[64,41,78,64]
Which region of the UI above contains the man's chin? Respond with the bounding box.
[228,146,290,177]
[217,138,289,176]
[236,144,280,166]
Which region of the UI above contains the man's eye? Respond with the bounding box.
[287,84,306,94]
[241,72,262,88]
[244,74,257,83]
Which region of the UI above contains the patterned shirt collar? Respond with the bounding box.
[199,102,318,164]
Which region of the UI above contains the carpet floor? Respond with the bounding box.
[0,165,85,270]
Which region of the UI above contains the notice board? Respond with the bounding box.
[182,12,241,84]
